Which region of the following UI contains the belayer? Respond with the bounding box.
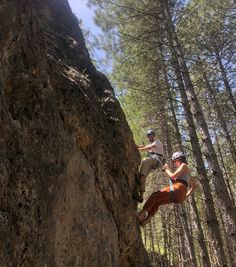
[136,129,164,203]
[136,151,196,226]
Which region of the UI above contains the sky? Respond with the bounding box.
[67,0,106,68]
[68,0,97,31]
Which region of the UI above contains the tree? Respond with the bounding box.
[89,0,236,265]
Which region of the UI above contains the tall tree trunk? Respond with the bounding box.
[215,53,236,115]
[219,208,235,267]
[160,49,183,152]
[159,38,224,266]
[189,195,211,267]
[161,213,169,264]
[165,67,211,265]
[178,204,197,266]
[174,208,186,266]
[165,77,211,265]
[160,0,236,258]
[167,221,174,266]
[172,59,227,265]
[212,122,236,204]
[201,67,236,163]
[162,110,197,266]
[150,220,155,261]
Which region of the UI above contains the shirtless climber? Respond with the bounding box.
[136,129,164,203]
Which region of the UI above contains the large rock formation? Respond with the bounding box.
[0,0,150,266]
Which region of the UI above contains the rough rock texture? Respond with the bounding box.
[0,0,150,266]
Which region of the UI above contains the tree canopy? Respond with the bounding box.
[87,0,236,265]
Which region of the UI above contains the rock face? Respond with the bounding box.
[0,0,150,266]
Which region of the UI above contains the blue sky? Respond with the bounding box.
[67,0,107,69]
[68,0,97,31]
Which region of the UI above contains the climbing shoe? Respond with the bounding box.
[133,194,143,203]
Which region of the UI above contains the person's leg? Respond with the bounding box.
[145,183,188,220]
[171,182,187,203]
[137,185,171,222]
[136,191,159,220]
[139,175,146,201]
[141,156,163,199]
[145,185,172,215]
[138,157,154,202]
[138,183,188,226]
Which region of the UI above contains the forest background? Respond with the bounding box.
[70,0,236,266]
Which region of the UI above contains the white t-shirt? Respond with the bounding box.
[149,140,164,155]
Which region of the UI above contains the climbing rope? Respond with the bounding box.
[156,156,175,201]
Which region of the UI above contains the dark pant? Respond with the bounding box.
[143,182,188,217]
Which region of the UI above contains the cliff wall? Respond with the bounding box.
[0,1,150,266]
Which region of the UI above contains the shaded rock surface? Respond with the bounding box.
[0,0,150,266]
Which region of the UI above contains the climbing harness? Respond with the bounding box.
[147,152,164,160]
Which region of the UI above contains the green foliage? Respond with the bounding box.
[87,0,236,265]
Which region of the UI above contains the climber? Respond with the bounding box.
[136,151,196,226]
[136,129,164,203]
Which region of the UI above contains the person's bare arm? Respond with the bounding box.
[137,144,145,149]
[163,163,188,179]
[138,143,157,152]
[186,176,197,197]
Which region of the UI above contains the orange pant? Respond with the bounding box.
[143,182,188,217]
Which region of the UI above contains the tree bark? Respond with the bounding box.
[159,36,225,265]
[160,0,236,260]
[201,67,236,163]
[216,53,236,116]
[189,195,211,267]
[162,109,197,266]
[164,63,211,265]
[173,59,227,265]
[178,204,197,266]
[212,121,236,204]
[160,46,184,152]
